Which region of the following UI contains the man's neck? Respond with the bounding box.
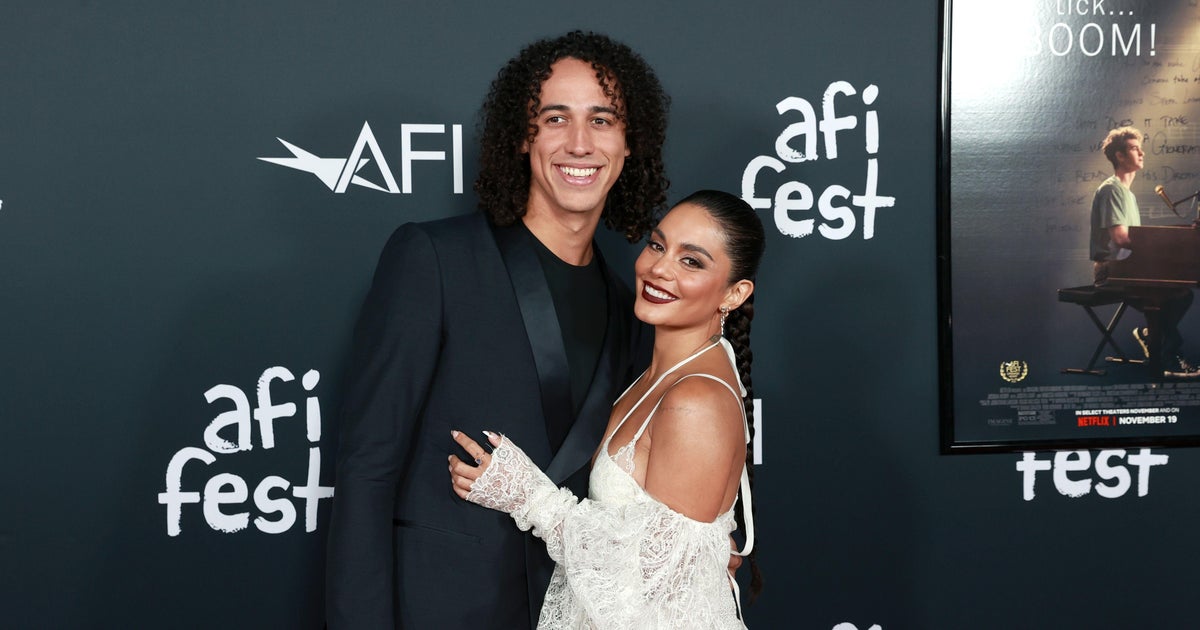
[1115,168,1137,187]
[521,209,602,266]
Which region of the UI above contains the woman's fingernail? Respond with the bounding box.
[483,430,497,439]
[451,429,459,438]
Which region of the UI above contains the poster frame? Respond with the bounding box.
[936,0,1200,453]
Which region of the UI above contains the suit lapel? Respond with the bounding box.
[492,221,572,464]
[545,250,628,483]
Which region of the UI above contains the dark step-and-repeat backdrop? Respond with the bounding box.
[3,2,1197,628]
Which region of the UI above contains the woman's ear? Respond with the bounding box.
[722,279,754,312]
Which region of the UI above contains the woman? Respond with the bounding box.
[449,190,765,629]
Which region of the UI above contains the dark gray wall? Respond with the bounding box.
[1,2,1191,629]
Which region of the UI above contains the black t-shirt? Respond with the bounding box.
[527,227,608,449]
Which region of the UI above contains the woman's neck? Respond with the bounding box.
[645,326,720,382]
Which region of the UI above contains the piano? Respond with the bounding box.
[1096,225,1200,376]
[1104,225,1200,288]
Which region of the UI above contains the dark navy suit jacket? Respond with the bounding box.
[325,212,645,629]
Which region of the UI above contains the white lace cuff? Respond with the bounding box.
[464,436,574,556]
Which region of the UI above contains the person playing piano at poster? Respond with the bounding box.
[1090,126,1199,378]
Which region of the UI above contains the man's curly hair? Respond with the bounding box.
[475,31,670,243]
[1101,126,1142,169]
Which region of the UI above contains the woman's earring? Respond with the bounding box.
[719,306,729,337]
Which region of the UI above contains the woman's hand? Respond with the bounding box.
[448,429,501,499]
[450,431,550,517]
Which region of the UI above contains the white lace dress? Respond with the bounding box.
[466,338,754,629]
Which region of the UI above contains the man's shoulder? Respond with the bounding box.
[1093,176,1130,206]
[1095,175,1123,193]
[380,212,493,251]
[405,211,490,239]
[372,213,494,270]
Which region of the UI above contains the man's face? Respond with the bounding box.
[1117,137,1145,172]
[523,57,630,222]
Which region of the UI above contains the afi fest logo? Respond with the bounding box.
[259,121,464,194]
[1016,449,1168,500]
[742,81,895,240]
[158,367,334,536]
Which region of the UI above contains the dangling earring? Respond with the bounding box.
[719,306,729,337]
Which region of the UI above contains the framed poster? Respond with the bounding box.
[939,0,1200,452]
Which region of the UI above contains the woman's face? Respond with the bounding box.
[633,202,745,332]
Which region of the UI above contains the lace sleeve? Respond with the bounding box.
[464,436,576,555]
[466,437,739,628]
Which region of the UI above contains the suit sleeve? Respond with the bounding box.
[326,223,444,629]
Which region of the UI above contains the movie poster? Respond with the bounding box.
[942,0,1200,450]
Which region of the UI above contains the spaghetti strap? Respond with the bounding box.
[669,373,754,560]
[605,338,723,446]
[618,343,757,620]
[609,338,755,558]
[628,373,740,444]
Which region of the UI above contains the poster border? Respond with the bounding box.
[935,0,1200,453]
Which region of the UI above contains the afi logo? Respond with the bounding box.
[258,121,463,194]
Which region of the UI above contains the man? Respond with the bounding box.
[325,32,669,628]
[1090,126,1197,377]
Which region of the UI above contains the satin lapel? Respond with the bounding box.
[491,222,571,463]
[545,249,627,483]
